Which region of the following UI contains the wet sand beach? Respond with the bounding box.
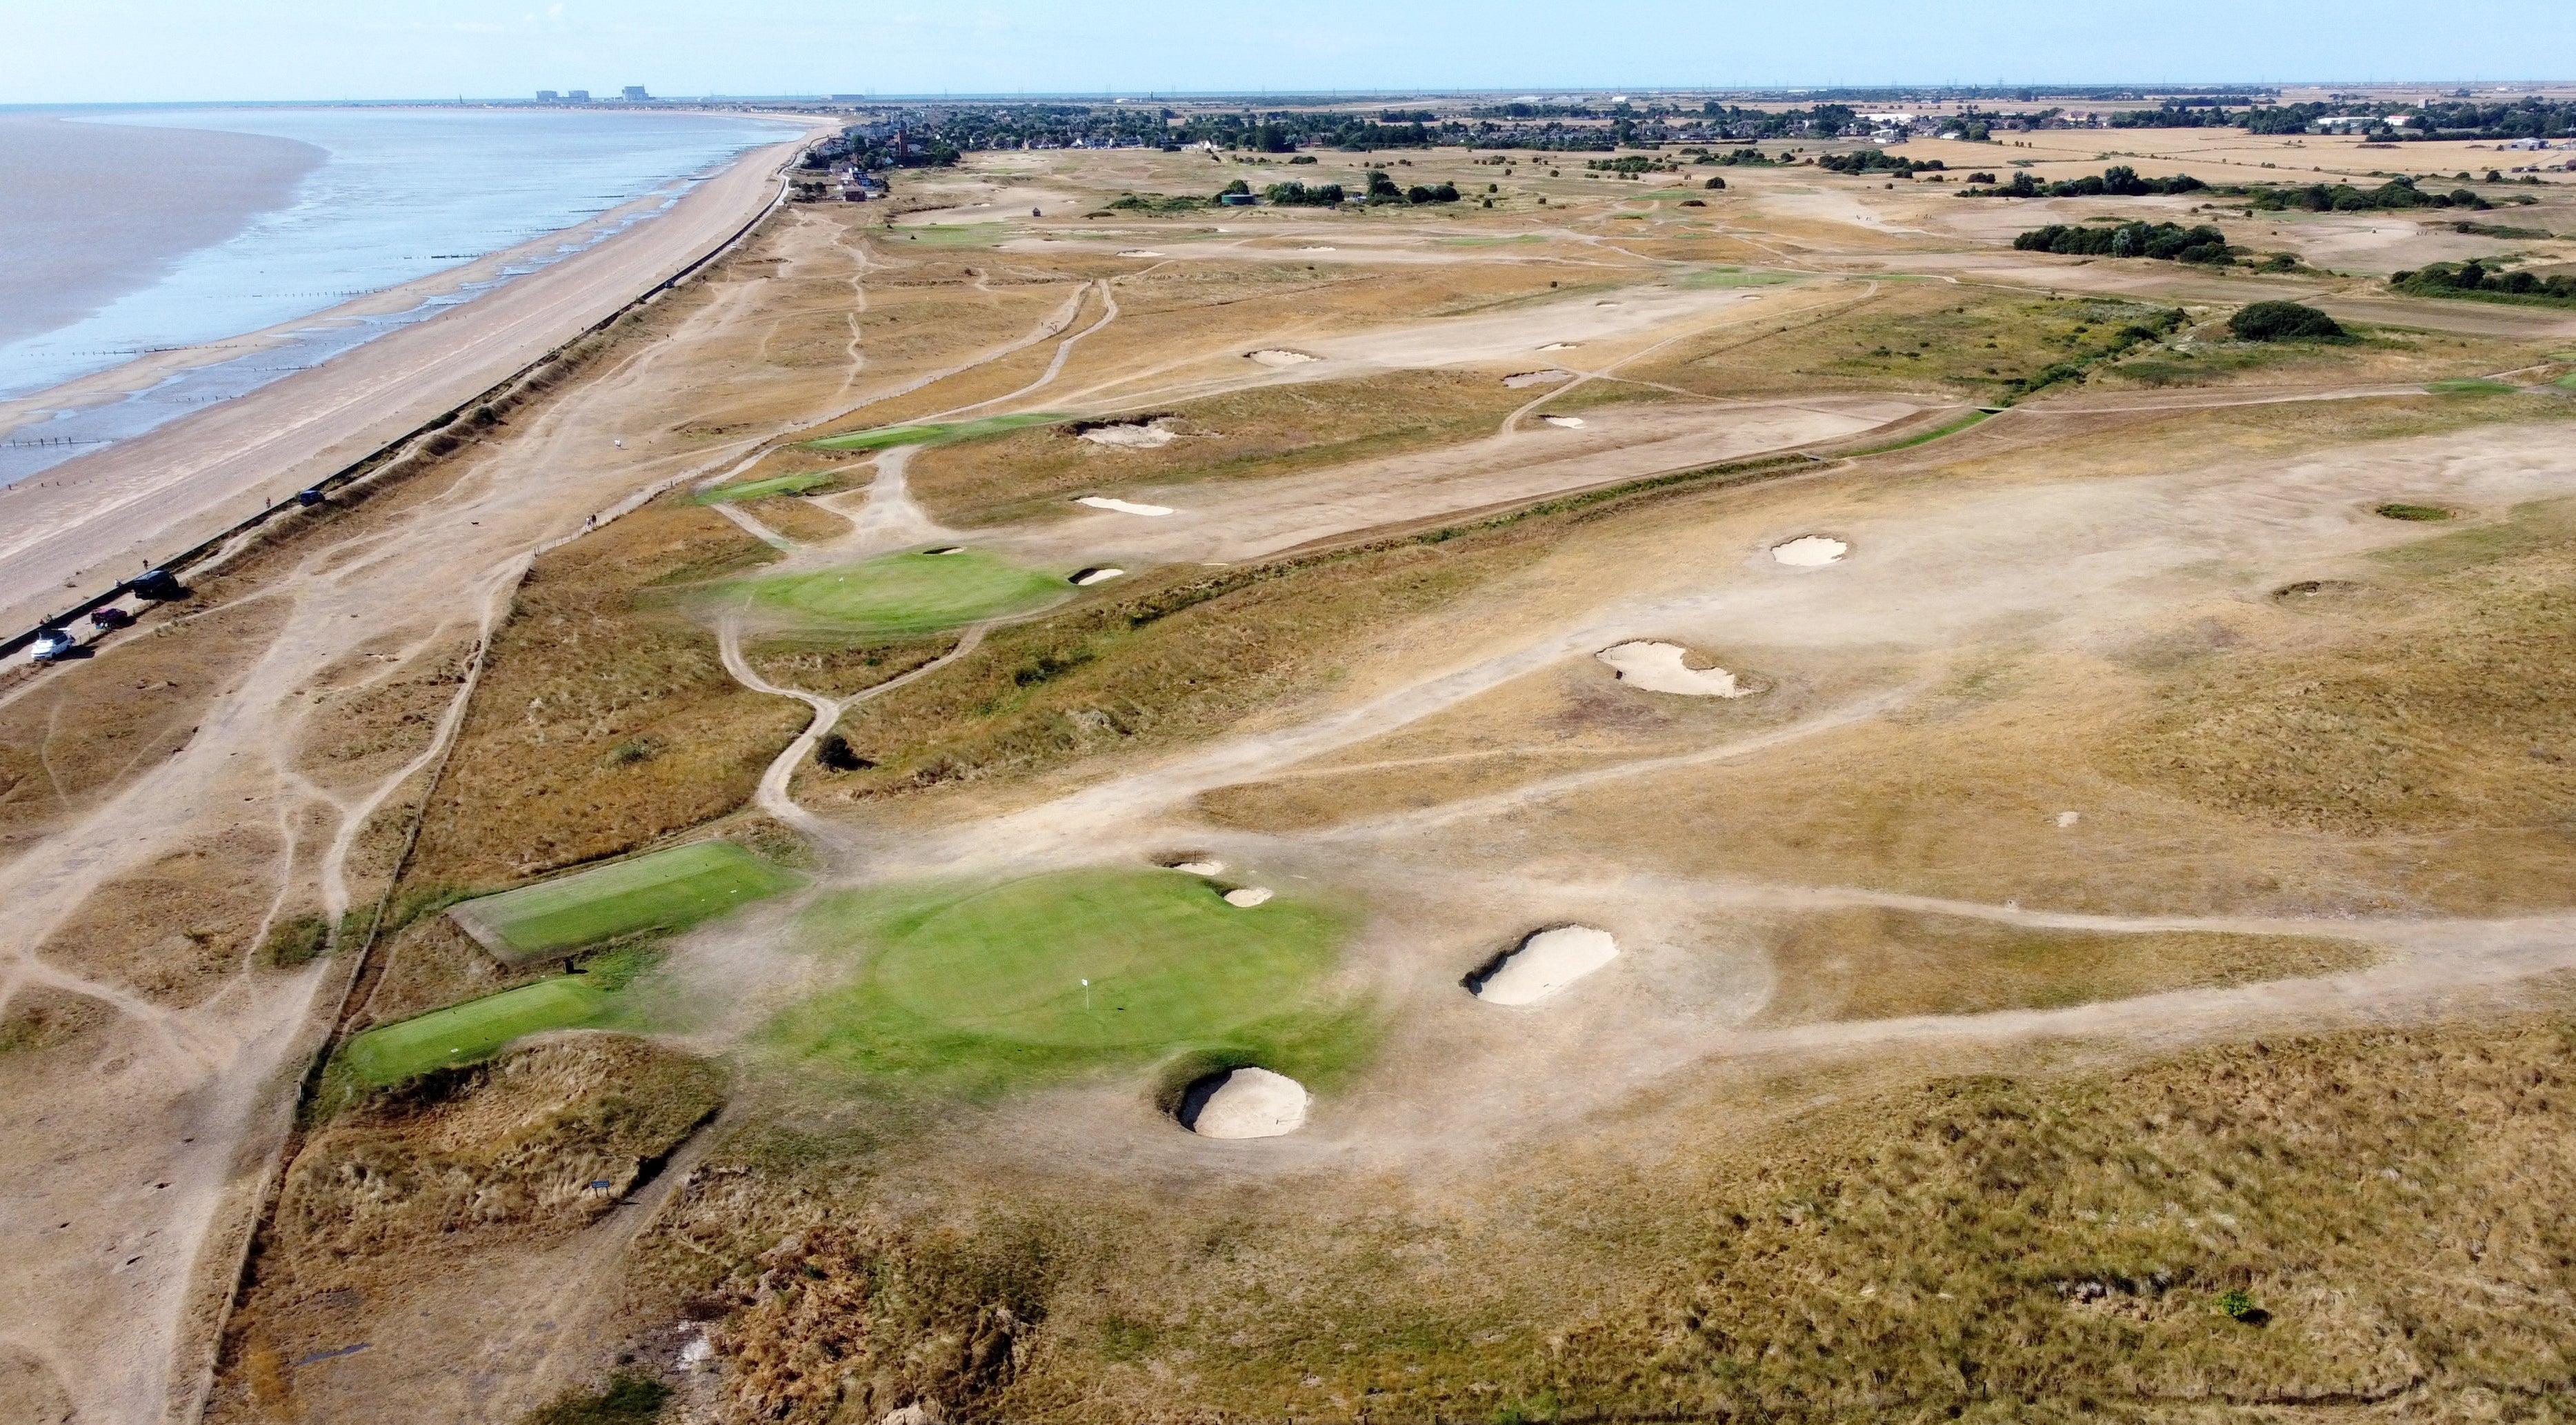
[0,114,323,349]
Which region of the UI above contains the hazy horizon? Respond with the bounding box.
[11,0,2575,107]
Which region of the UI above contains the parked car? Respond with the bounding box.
[30,628,77,663]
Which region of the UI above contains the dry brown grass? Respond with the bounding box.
[36,824,286,1007]
[0,597,288,861]
[291,635,474,794]
[210,1037,721,1424]
[1755,908,2379,1024]
[619,1000,2576,1425]
[743,633,960,701]
[2104,499,2576,843]
[800,527,1561,813]
[406,496,807,888]
[902,368,1536,524]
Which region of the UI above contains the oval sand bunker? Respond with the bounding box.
[1771,535,1848,566]
[1597,641,1750,697]
[1246,348,1318,368]
[1224,886,1275,908]
[1541,415,1586,429]
[1180,1067,1309,1138]
[1070,567,1126,586]
[1469,926,1619,1006]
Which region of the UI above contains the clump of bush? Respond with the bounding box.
[2228,301,2348,342]
[260,915,330,968]
[2015,221,2232,264]
[2393,259,2576,306]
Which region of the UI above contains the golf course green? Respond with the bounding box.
[449,840,801,961]
[717,550,1068,635]
[767,868,1373,1090]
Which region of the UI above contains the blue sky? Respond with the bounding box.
[10,1,2575,105]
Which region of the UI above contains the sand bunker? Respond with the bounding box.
[1115,249,1165,257]
[1504,369,1575,388]
[1223,886,1275,908]
[1076,496,1173,517]
[1541,415,1586,429]
[1070,567,1126,586]
[1299,246,1337,252]
[1247,349,1319,368]
[1179,1067,1309,1138]
[2057,811,2081,828]
[1596,641,1750,697]
[1468,926,1619,1006]
[1537,341,1580,352]
[1077,421,1177,449]
[2275,579,2363,600]
[1167,858,1225,875]
[921,546,963,556]
[1771,535,1848,566]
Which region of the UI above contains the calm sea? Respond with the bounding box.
[0,106,803,481]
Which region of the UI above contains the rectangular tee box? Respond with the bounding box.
[448,840,801,966]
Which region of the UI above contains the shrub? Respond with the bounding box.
[521,1375,670,1425]
[1704,175,1726,190]
[2215,1289,2265,1323]
[2228,301,2347,341]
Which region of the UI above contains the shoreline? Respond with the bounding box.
[0,117,832,635]
[0,179,700,455]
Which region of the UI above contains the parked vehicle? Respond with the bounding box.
[30,628,77,663]
[90,606,134,630]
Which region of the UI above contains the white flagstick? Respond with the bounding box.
[1081,978,1090,1011]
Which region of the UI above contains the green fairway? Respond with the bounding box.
[2426,378,2520,395]
[766,868,1373,1090]
[715,550,1067,635]
[450,841,801,960]
[1842,408,1993,456]
[342,978,610,1085]
[1679,266,1804,288]
[2555,370,2576,390]
[807,412,1068,452]
[698,471,833,504]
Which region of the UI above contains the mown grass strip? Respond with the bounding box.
[342,978,610,1085]
[2426,378,2522,395]
[808,412,1069,452]
[450,840,800,959]
[698,471,832,504]
[1677,267,1804,289]
[1837,408,1994,457]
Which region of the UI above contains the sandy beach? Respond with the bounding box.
[0,119,826,633]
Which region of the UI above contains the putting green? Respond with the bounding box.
[768,869,1370,1089]
[717,550,1067,635]
[699,471,832,504]
[807,412,1067,452]
[343,978,610,1085]
[450,841,800,961]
